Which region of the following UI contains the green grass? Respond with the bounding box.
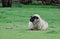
[0,5,60,39]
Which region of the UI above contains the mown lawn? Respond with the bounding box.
[0,5,60,39]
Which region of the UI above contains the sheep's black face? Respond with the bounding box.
[30,16,38,22]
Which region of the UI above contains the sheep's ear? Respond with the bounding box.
[36,17,38,19]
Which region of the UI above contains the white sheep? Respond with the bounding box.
[28,14,48,30]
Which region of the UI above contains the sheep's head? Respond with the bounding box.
[30,16,39,22]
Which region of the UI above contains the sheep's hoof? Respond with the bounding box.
[30,29,34,30]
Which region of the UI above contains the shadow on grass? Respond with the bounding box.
[46,30,58,34]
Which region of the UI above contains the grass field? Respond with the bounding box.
[0,5,60,39]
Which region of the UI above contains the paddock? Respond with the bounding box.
[0,5,60,39]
